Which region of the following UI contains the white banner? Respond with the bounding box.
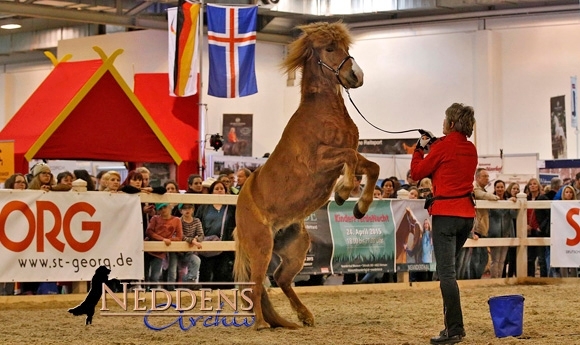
[0,190,144,282]
[550,201,580,267]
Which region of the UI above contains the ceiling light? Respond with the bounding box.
[1,23,21,30]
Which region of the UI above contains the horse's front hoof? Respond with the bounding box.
[353,203,366,219]
[254,321,271,331]
[334,192,346,206]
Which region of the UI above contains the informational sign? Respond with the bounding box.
[0,191,144,282]
[550,95,567,159]
[222,114,253,157]
[551,201,580,267]
[0,140,15,183]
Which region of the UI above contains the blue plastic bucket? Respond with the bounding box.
[488,294,525,338]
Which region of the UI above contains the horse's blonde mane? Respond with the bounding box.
[282,21,353,75]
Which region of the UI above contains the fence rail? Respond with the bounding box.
[139,192,554,279]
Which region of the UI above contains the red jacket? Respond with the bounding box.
[411,131,478,218]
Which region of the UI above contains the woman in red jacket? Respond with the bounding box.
[411,103,477,345]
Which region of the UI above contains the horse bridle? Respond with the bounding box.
[317,54,425,135]
[317,55,353,90]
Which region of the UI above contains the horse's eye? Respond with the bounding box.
[325,47,334,52]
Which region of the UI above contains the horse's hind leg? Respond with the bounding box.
[273,222,314,326]
[353,153,380,218]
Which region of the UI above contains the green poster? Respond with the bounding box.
[328,200,395,273]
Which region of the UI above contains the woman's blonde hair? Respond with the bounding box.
[562,185,577,200]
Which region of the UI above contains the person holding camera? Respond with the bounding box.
[411,103,478,345]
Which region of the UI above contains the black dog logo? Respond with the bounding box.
[68,265,118,325]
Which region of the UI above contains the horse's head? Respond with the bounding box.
[283,21,363,89]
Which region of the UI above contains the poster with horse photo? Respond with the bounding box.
[550,95,567,159]
[358,138,418,154]
[392,200,436,272]
[222,114,253,157]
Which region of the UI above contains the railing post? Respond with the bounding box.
[516,192,528,278]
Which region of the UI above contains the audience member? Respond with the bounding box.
[373,185,383,199]
[195,181,236,288]
[163,180,181,217]
[165,203,203,290]
[488,180,517,278]
[103,171,121,192]
[1,174,28,295]
[502,182,520,278]
[57,171,74,187]
[381,178,396,198]
[186,174,204,194]
[145,203,183,288]
[236,168,251,191]
[408,186,419,199]
[95,170,108,190]
[28,163,54,191]
[526,177,548,277]
[98,172,111,191]
[350,175,363,198]
[219,168,239,194]
[418,178,433,199]
[400,169,417,190]
[4,173,28,190]
[472,168,499,278]
[73,169,96,191]
[120,170,146,194]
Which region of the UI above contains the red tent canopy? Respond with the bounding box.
[0,49,185,174]
[133,73,200,188]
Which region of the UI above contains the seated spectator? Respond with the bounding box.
[166,203,203,290]
[145,203,183,288]
[57,171,74,187]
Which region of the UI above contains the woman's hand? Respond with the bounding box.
[141,187,153,194]
[163,238,171,246]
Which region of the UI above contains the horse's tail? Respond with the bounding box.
[233,228,250,283]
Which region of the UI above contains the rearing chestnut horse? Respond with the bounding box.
[234,22,380,330]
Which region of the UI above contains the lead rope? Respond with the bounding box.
[319,56,426,136]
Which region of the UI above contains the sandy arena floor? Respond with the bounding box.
[1,278,579,345]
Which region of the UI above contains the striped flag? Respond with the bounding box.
[207,4,258,98]
[168,1,200,97]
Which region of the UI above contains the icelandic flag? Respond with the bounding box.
[207,4,258,98]
[168,1,200,97]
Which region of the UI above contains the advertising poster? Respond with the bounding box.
[299,205,333,275]
[358,138,417,155]
[222,114,253,157]
[550,95,567,159]
[551,201,580,267]
[0,191,144,282]
[0,141,14,184]
[328,200,395,274]
[391,199,435,272]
